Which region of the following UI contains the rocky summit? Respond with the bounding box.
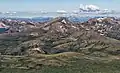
[1,17,120,72]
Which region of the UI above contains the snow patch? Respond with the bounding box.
[61,19,67,24]
[57,10,67,14]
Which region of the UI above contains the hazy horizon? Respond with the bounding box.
[0,0,119,12]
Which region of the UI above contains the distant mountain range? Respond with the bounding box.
[0,4,119,18]
[78,4,115,14]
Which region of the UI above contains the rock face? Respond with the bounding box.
[0,17,120,55]
[85,17,120,40]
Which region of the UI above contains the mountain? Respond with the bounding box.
[79,4,112,14]
[0,17,120,71]
[79,4,100,12]
[0,17,120,55]
[56,10,67,14]
[86,17,120,40]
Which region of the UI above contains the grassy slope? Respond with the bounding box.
[0,52,120,73]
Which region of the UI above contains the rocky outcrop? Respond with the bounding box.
[82,17,120,40]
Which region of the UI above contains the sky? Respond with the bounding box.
[0,0,119,12]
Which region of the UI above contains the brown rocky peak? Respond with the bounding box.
[42,17,79,33]
[44,17,69,27]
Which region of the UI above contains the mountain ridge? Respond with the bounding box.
[0,17,120,55]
